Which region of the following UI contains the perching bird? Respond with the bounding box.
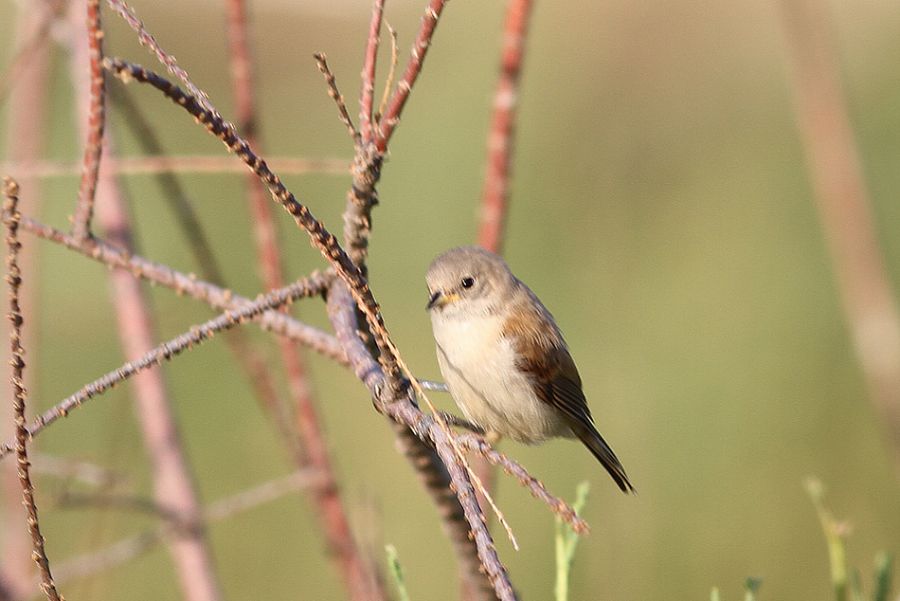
[426,246,634,493]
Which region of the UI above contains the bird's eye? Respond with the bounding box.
[461,277,475,289]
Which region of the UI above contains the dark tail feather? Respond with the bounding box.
[574,425,635,494]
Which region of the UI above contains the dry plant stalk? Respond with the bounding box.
[3,177,62,601]
[1,2,56,596]
[72,0,105,242]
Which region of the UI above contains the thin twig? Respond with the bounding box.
[0,271,332,460]
[105,0,219,118]
[16,215,347,364]
[780,0,900,470]
[72,0,105,242]
[4,177,62,601]
[374,24,399,125]
[359,0,386,142]
[0,156,348,178]
[314,53,360,141]
[1,2,56,595]
[376,0,449,150]
[456,434,588,533]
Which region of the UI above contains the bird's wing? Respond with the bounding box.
[502,293,634,493]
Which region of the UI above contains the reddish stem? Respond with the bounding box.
[72,0,105,242]
[359,0,385,142]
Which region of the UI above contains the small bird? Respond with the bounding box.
[426,246,634,493]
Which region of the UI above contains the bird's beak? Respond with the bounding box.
[426,290,458,310]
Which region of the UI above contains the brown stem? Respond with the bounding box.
[779,0,900,469]
[359,0,385,142]
[1,2,55,595]
[4,177,62,601]
[72,0,105,242]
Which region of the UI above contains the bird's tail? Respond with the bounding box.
[573,424,635,494]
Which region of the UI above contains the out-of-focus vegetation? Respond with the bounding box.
[2,0,900,599]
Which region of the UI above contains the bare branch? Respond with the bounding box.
[105,0,219,118]
[72,0,106,242]
[0,271,333,461]
[359,0,386,142]
[3,177,62,601]
[314,53,360,141]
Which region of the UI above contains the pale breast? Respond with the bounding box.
[430,312,568,442]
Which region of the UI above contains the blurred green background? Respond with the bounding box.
[2,0,900,599]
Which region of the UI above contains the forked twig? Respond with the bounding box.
[3,177,62,601]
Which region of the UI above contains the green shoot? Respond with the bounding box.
[555,481,591,601]
[385,544,410,601]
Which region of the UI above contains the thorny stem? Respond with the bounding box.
[4,177,62,601]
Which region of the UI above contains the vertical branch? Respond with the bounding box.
[359,0,385,142]
[66,6,223,600]
[3,177,62,601]
[779,0,900,469]
[72,0,105,242]
[477,0,533,255]
[1,1,55,595]
[223,3,385,599]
